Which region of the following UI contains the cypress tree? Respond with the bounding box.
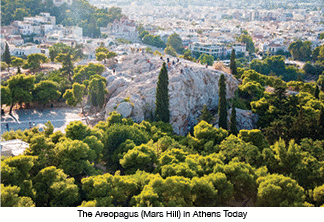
[318,106,324,139]
[314,85,320,99]
[230,105,238,135]
[89,78,99,107]
[3,42,11,71]
[218,74,228,129]
[230,49,237,76]
[97,79,106,108]
[155,62,170,123]
[199,105,213,123]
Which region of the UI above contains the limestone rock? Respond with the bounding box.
[228,108,258,131]
[104,53,239,135]
[116,102,133,118]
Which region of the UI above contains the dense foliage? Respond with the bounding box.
[3,114,324,207]
[1,0,123,38]
[2,39,324,207]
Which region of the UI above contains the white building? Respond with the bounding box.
[12,43,49,57]
[262,42,288,55]
[42,0,73,7]
[5,35,24,46]
[189,42,246,58]
[63,26,83,39]
[13,13,56,36]
[105,16,138,40]
[189,43,227,57]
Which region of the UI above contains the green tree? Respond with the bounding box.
[180,49,196,62]
[63,83,86,113]
[257,174,305,207]
[83,135,104,164]
[238,129,269,151]
[44,121,54,137]
[1,184,35,207]
[190,176,218,206]
[230,106,238,135]
[142,34,166,48]
[133,176,192,207]
[313,184,324,207]
[106,51,117,59]
[1,85,12,108]
[237,33,255,54]
[317,75,324,92]
[314,84,320,99]
[11,56,25,70]
[164,45,177,57]
[53,140,96,180]
[218,135,262,167]
[56,52,74,82]
[238,81,265,102]
[102,124,149,170]
[188,120,228,153]
[89,75,108,108]
[139,30,149,39]
[288,40,312,61]
[214,161,258,205]
[1,61,8,71]
[155,62,170,123]
[198,105,213,124]
[49,43,70,62]
[230,49,237,76]
[198,54,214,66]
[65,121,91,141]
[13,8,29,21]
[33,166,80,207]
[32,80,61,104]
[218,74,228,130]
[317,106,324,139]
[96,51,107,62]
[166,33,183,54]
[320,33,324,40]
[7,74,35,114]
[202,172,234,206]
[73,62,105,83]
[23,53,47,71]
[3,42,11,70]
[120,144,158,174]
[1,155,36,198]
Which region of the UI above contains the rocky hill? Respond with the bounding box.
[103,53,239,135]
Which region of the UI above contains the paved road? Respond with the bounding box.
[1,107,85,135]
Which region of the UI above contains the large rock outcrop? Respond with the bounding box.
[103,53,239,135]
[228,108,259,131]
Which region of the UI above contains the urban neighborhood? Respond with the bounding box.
[1,0,324,210]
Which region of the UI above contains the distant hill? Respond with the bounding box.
[1,0,123,38]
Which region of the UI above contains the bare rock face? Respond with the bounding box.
[116,102,133,118]
[228,108,259,131]
[104,53,239,135]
